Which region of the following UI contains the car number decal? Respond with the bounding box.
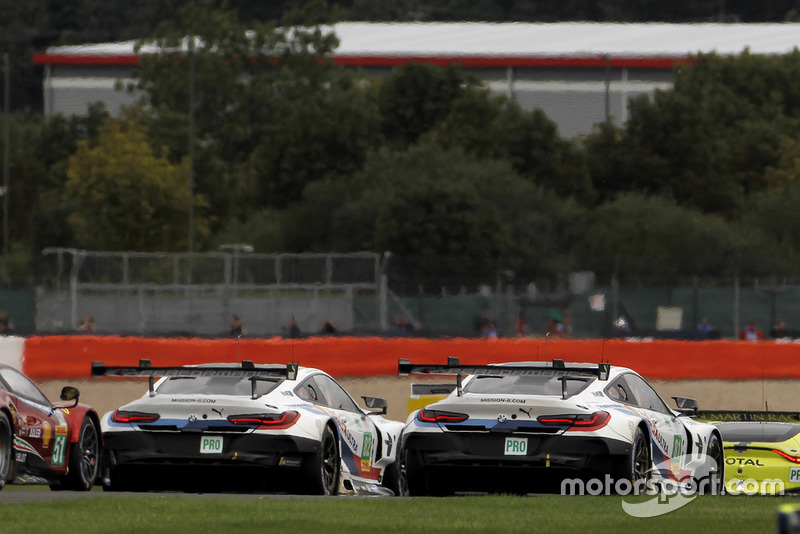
[200,436,223,454]
[790,467,800,484]
[52,426,68,466]
[504,437,527,456]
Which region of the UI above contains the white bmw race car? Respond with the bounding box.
[398,358,723,495]
[92,360,404,495]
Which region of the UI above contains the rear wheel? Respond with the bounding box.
[614,426,650,492]
[301,424,339,495]
[401,448,446,496]
[0,413,14,490]
[703,433,725,495]
[58,417,99,491]
[631,427,651,485]
[382,456,402,496]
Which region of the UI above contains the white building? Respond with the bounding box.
[33,22,800,138]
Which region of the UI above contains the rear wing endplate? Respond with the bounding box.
[695,410,800,423]
[398,357,610,397]
[91,359,299,398]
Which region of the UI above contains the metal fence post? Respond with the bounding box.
[70,251,85,331]
[733,254,740,337]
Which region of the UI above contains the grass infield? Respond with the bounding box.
[0,490,796,534]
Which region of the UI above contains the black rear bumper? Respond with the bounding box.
[102,430,319,492]
[403,431,631,493]
[404,431,629,470]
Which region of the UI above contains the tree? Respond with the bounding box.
[131,0,377,222]
[377,62,473,148]
[605,51,800,216]
[289,142,583,284]
[65,117,205,251]
[435,96,593,200]
[574,193,773,280]
[740,171,800,273]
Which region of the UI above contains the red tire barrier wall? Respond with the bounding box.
[21,335,800,380]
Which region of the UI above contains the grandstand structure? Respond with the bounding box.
[33,22,800,138]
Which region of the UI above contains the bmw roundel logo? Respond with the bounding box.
[188,414,198,423]
[497,414,507,423]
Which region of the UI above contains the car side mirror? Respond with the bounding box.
[362,396,387,415]
[672,396,698,415]
[58,386,80,409]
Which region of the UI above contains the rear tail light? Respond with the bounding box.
[227,411,300,429]
[772,449,800,464]
[112,410,160,424]
[538,411,610,431]
[417,409,469,424]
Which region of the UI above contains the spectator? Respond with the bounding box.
[481,320,498,339]
[392,316,418,335]
[77,314,97,333]
[516,311,530,337]
[546,309,568,338]
[228,314,243,336]
[771,320,790,340]
[0,312,14,335]
[739,321,765,341]
[285,315,301,338]
[562,312,574,337]
[697,319,713,333]
[319,318,337,335]
[612,317,632,334]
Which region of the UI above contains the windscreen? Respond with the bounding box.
[156,375,283,396]
[463,373,595,396]
[715,422,800,443]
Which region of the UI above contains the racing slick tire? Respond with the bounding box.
[382,457,403,496]
[701,433,725,495]
[0,412,14,490]
[301,424,340,495]
[631,426,651,483]
[55,417,100,491]
[614,425,650,492]
[401,449,451,496]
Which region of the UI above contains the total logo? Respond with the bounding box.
[726,457,764,466]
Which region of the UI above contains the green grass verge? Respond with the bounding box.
[0,491,795,534]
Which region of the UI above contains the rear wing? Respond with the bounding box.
[398,357,610,397]
[695,410,800,423]
[91,359,299,398]
[411,384,459,397]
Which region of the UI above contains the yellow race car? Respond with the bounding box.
[696,411,800,495]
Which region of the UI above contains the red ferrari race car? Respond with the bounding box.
[0,363,101,490]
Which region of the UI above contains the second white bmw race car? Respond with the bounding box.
[92,360,404,495]
[398,358,723,495]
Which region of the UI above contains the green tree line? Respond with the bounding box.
[4,1,800,289]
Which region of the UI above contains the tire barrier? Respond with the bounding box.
[17,335,800,380]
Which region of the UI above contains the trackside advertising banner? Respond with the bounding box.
[16,336,800,380]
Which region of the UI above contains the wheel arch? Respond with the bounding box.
[64,405,102,445]
[0,406,12,424]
